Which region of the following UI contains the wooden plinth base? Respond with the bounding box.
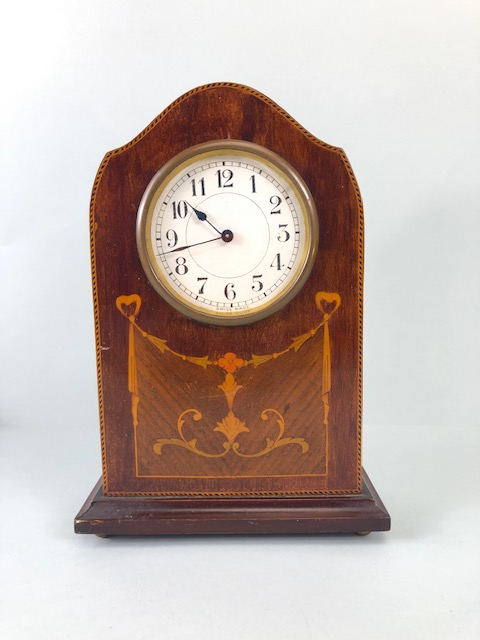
[74,469,390,536]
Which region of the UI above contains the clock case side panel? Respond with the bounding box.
[89,151,111,494]
[89,82,363,496]
[336,150,364,495]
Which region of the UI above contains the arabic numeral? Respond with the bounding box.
[197,277,208,294]
[270,195,282,214]
[252,274,263,292]
[191,177,205,197]
[216,169,234,188]
[277,224,290,242]
[165,229,178,248]
[224,283,236,300]
[270,253,284,271]
[175,256,188,275]
[172,200,188,219]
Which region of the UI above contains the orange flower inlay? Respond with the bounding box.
[217,352,247,373]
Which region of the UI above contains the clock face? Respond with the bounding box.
[137,140,318,325]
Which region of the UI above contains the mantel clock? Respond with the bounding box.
[75,83,390,535]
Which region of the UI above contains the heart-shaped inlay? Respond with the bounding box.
[116,294,141,319]
[315,292,341,317]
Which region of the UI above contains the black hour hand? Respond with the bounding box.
[186,202,222,235]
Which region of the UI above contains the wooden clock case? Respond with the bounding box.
[75,83,390,535]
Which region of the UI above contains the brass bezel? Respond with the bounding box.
[136,140,319,326]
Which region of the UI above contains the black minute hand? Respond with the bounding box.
[159,235,223,256]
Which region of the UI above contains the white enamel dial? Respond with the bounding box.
[137,140,318,325]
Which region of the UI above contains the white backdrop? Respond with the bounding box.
[1,2,479,639]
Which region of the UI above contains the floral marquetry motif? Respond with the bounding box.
[116,291,340,471]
